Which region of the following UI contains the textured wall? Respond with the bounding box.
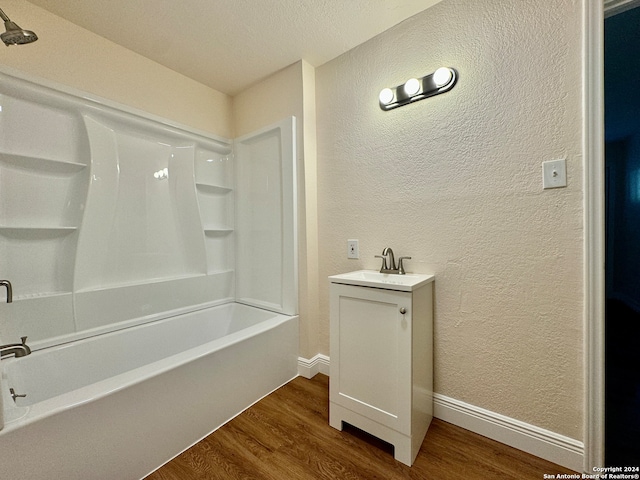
[315,0,584,439]
[1,0,232,137]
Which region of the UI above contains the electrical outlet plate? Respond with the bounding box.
[347,239,359,259]
[542,158,567,189]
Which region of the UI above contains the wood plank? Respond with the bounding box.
[146,375,578,480]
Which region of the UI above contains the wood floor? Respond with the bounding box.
[146,375,577,480]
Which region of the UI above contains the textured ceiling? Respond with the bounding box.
[27,0,443,96]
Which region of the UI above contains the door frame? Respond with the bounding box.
[584,0,604,472]
[604,0,640,17]
[587,1,640,471]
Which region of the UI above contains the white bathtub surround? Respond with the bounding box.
[0,67,298,346]
[0,303,299,479]
[0,67,232,345]
[0,68,300,479]
[235,118,298,316]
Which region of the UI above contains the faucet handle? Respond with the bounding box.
[374,255,388,271]
[397,256,412,275]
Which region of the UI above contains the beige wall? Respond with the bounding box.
[315,0,584,440]
[232,62,303,138]
[0,0,231,137]
[233,60,320,359]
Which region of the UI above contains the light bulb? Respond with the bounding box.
[433,67,453,88]
[403,78,420,96]
[379,88,394,105]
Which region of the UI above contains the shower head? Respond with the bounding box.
[0,7,38,46]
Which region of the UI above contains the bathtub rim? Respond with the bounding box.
[1,302,298,435]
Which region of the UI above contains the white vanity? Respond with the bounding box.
[328,270,434,466]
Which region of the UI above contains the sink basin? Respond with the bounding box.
[328,270,434,292]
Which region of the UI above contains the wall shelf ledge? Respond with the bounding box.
[0,152,87,173]
[0,225,77,231]
[204,227,233,234]
[195,182,233,194]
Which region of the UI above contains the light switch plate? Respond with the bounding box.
[542,159,567,189]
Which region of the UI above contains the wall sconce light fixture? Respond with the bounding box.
[379,67,457,111]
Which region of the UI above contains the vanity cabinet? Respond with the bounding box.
[328,272,434,466]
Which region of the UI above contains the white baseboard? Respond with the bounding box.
[297,354,330,378]
[298,355,584,472]
[434,393,584,472]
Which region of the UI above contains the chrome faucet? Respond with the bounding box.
[375,248,412,274]
[382,247,396,272]
[0,336,31,359]
[0,280,12,303]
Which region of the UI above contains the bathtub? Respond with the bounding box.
[0,302,299,480]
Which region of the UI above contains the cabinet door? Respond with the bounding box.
[330,284,412,433]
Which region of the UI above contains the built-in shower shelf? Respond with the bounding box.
[0,225,77,234]
[204,228,233,234]
[0,152,87,174]
[196,182,233,194]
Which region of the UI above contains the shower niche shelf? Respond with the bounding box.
[203,226,233,233]
[195,182,232,194]
[203,227,234,273]
[0,227,78,303]
[0,226,78,232]
[0,150,89,230]
[0,152,87,173]
[194,149,234,276]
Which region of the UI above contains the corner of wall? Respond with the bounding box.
[231,60,323,361]
[300,60,322,360]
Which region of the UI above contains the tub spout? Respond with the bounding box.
[0,336,31,359]
[0,280,11,303]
